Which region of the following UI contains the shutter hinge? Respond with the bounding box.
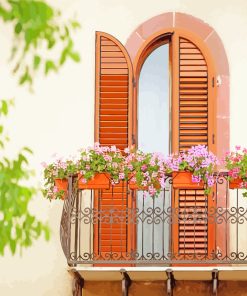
[132,78,136,87]
[212,133,215,144]
[212,77,215,87]
[132,134,136,145]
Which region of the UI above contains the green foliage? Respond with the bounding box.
[42,145,125,200]
[0,100,50,255]
[0,1,81,255]
[0,0,81,88]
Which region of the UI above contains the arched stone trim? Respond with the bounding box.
[126,12,229,76]
[125,12,229,159]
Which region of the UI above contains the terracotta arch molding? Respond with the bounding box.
[125,12,229,161]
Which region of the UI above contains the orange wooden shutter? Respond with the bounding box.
[94,32,133,263]
[95,31,133,150]
[172,35,216,260]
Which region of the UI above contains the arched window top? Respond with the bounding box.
[124,12,229,160]
[135,31,211,80]
[126,12,229,76]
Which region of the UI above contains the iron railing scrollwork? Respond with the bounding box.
[60,173,247,266]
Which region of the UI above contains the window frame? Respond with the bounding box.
[131,28,217,154]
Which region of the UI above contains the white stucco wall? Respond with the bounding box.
[0,0,247,295]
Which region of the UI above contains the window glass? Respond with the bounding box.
[138,44,170,154]
[137,44,170,259]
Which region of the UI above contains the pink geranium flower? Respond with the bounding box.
[223,146,247,197]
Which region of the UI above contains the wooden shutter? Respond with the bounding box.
[94,32,133,263]
[95,31,133,150]
[178,38,209,150]
[172,35,216,260]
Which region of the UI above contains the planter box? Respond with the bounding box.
[77,173,111,190]
[129,182,148,190]
[55,178,68,200]
[229,178,243,189]
[172,171,204,190]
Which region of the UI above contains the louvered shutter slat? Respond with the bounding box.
[173,37,215,261]
[179,38,208,151]
[96,33,131,149]
[94,32,133,265]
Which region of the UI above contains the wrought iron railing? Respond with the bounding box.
[60,173,247,266]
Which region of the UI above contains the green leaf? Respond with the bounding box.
[14,22,22,34]
[45,60,57,75]
[70,20,81,30]
[33,55,41,70]
[16,226,22,239]
[36,222,42,236]
[59,48,67,65]
[0,6,12,22]
[0,238,4,255]
[25,28,37,45]
[1,100,8,116]
[25,215,35,226]
[18,153,29,165]
[9,46,17,61]
[68,51,80,63]
[22,147,33,154]
[19,69,32,85]
[9,239,16,255]
[64,25,69,37]
[44,226,50,241]
[46,36,55,49]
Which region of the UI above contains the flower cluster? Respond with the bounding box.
[77,142,124,185]
[165,145,218,194]
[42,143,125,199]
[42,143,247,200]
[42,158,77,200]
[223,146,247,197]
[124,150,166,197]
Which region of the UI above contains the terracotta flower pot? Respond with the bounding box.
[77,173,111,190]
[172,171,204,190]
[54,178,68,200]
[229,178,243,189]
[129,182,148,190]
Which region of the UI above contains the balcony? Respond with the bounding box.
[60,173,247,267]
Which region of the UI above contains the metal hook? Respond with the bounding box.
[166,269,175,296]
[212,269,219,296]
[120,269,132,296]
[72,271,84,296]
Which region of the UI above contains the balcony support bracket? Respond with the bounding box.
[120,269,132,296]
[212,269,219,296]
[72,271,84,296]
[166,269,175,296]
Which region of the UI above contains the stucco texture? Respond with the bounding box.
[0,0,247,295]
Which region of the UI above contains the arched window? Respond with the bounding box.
[133,30,216,154]
[94,13,229,262]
